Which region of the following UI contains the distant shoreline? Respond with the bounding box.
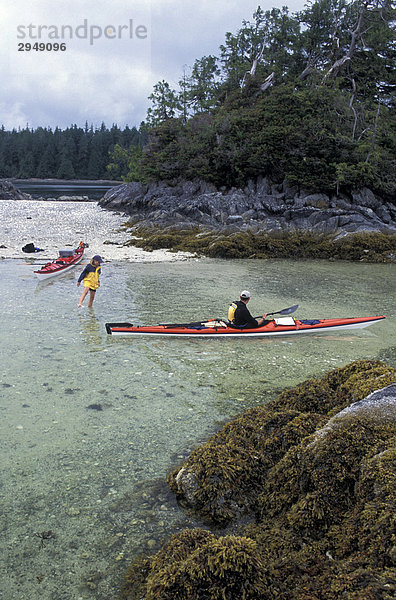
[11,178,123,185]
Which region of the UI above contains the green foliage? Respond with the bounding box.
[140,0,396,196]
[0,123,145,180]
[187,56,222,113]
[107,144,144,181]
[146,81,182,127]
[140,82,395,194]
[219,6,300,86]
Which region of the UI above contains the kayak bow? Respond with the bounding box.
[34,243,86,280]
[105,315,385,337]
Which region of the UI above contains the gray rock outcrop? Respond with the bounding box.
[0,179,32,200]
[99,177,396,235]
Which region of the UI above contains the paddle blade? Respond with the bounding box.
[254,305,299,319]
[277,304,299,315]
[267,304,299,317]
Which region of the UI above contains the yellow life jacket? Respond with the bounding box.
[83,266,101,290]
[228,302,238,324]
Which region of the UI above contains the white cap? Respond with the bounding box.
[240,290,251,299]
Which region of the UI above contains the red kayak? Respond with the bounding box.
[105,315,385,337]
[34,242,86,280]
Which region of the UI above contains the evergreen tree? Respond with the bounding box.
[87,132,104,179]
[76,134,89,178]
[188,56,221,112]
[36,138,58,178]
[0,122,146,179]
[146,80,182,126]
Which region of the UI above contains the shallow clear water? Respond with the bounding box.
[0,201,395,600]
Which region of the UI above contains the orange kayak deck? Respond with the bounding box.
[105,315,385,337]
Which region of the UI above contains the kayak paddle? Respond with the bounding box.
[255,304,298,319]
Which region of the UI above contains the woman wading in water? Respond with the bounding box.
[77,255,103,307]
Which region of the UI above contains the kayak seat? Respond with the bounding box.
[226,322,251,329]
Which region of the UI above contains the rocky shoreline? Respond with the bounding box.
[3,176,396,236]
[0,179,32,200]
[0,178,121,202]
[121,360,396,600]
[3,177,396,261]
[99,178,396,236]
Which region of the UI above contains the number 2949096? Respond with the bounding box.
[18,42,67,51]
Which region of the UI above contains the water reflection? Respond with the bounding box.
[78,309,104,350]
[34,270,77,292]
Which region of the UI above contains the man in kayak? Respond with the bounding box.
[228,290,270,328]
[77,255,103,307]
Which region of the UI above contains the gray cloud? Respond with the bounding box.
[1,0,305,129]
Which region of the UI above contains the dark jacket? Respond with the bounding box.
[233,300,259,328]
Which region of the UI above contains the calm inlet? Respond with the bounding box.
[0,200,395,600]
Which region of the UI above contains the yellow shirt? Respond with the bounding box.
[83,265,101,289]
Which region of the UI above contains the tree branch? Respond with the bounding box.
[322,1,369,82]
[241,45,265,89]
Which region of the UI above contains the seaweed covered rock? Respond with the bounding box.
[168,408,322,525]
[123,363,396,599]
[270,359,396,415]
[252,383,396,598]
[259,399,395,532]
[121,529,270,600]
[122,226,396,262]
[168,361,396,525]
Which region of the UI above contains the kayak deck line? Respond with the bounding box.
[105,315,386,337]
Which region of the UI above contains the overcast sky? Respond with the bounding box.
[1,0,306,131]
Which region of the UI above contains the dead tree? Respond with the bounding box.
[241,45,265,89]
[322,1,369,82]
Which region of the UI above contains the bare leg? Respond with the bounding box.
[88,289,96,307]
[78,287,89,307]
